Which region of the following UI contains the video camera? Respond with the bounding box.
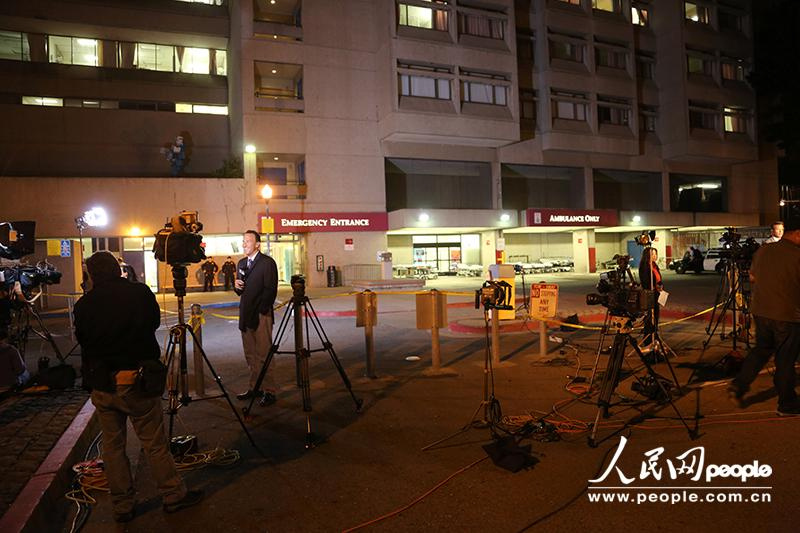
[152,211,206,266]
[586,255,655,318]
[718,227,759,267]
[1,221,62,300]
[474,280,513,311]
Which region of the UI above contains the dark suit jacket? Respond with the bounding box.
[234,252,278,331]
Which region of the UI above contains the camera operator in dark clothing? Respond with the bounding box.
[638,247,663,349]
[74,251,202,522]
[729,220,800,415]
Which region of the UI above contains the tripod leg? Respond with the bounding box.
[589,333,626,447]
[184,327,263,454]
[589,311,611,388]
[163,332,180,441]
[304,300,363,411]
[629,336,696,439]
[244,302,293,414]
[29,307,65,363]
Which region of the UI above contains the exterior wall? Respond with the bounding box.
[0,0,231,176]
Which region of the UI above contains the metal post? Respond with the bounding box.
[365,293,376,378]
[491,309,500,365]
[430,290,441,371]
[539,319,548,358]
[190,303,205,396]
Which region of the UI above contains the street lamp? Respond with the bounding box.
[261,184,273,255]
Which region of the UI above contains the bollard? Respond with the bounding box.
[416,289,447,371]
[356,290,378,378]
[190,303,205,396]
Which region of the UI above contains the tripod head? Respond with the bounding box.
[291,274,306,300]
[171,265,189,299]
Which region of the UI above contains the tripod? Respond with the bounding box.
[588,315,696,447]
[243,276,362,449]
[422,303,508,451]
[695,257,751,378]
[515,265,529,314]
[163,265,259,451]
[8,294,65,363]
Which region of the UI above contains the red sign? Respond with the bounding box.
[526,209,618,227]
[264,212,389,233]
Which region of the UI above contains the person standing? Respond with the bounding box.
[117,256,138,282]
[638,247,663,349]
[221,256,237,291]
[763,221,784,244]
[201,257,218,292]
[74,251,202,522]
[234,231,278,402]
[729,220,800,415]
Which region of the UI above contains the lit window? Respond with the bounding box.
[22,96,63,107]
[0,30,30,61]
[48,36,99,66]
[593,0,620,13]
[556,0,581,5]
[215,50,227,75]
[631,5,649,26]
[398,1,449,31]
[180,47,210,74]
[176,103,228,114]
[134,43,175,72]
[685,2,710,24]
[721,61,746,81]
[724,107,748,133]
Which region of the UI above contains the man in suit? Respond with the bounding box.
[234,230,279,402]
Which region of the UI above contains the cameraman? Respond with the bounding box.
[74,251,202,522]
[729,220,800,416]
[638,247,663,349]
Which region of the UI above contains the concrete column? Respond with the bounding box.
[481,231,496,270]
[661,169,671,212]
[491,160,502,209]
[583,166,594,209]
[572,229,596,274]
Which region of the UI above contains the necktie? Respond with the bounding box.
[247,258,253,270]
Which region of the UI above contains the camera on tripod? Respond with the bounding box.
[474,280,513,311]
[291,274,306,298]
[152,211,206,266]
[1,221,62,301]
[718,227,759,266]
[585,256,654,319]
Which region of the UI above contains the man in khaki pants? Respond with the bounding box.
[74,251,202,523]
[234,230,279,402]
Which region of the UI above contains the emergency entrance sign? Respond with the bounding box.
[530,283,558,318]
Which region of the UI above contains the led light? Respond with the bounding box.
[84,207,108,227]
[418,213,430,222]
[271,69,277,74]
[273,156,279,161]
[500,213,511,222]
[245,144,257,153]
[129,226,142,237]
[632,215,642,224]
[779,199,786,207]
[261,184,273,200]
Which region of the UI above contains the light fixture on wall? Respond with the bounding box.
[245,144,257,153]
[632,215,642,224]
[418,213,430,222]
[500,213,511,222]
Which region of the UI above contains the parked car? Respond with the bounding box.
[670,247,724,274]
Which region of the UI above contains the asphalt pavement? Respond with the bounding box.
[4,271,800,532]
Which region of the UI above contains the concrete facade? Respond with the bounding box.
[1,0,780,289]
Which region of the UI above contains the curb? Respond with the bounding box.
[0,399,98,533]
